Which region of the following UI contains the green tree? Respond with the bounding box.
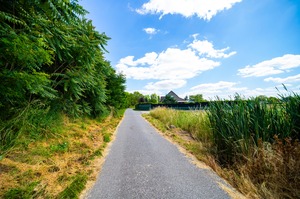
[144,95,151,103]
[125,92,144,107]
[189,94,206,103]
[0,0,126,149]
[163,95,177,104]
[149,94,159,104]
[105,69,126,110]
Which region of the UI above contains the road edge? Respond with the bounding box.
[79,113,126,199]
[141,112,246,199]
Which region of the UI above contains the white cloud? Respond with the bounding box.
[264,74,300,84]
[116,47,220,80]
[183,81,297,100]
[145,79,186,91]
[190,81,237,91]
[136,0,242,21]
[143,27,160,35]
[189,39,236,58]
[119,52,158,66]
[238,54,300,77]
[242,86,294,98]
[183,81,247,99]
[116,38,236,81]
[189,81,245,94]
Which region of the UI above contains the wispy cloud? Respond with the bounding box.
[143,27,160,35]
[189,39,236,58]
[145,79,187,91]
[188,81,247,98]
[242,86,297,98]
[136,0,242,21]
[238,54,300,77]
[264,74,300,84]
[190,81,238,92]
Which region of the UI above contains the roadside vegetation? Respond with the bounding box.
[0,110,124,198]
[0,1,129,198]
[0,0,127,152]
[145,91,300,199]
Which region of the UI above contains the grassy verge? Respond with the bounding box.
[0,110,124,199]
[144,101,300,199]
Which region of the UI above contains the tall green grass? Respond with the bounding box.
[208,93,300,165]
[0,100,63,154]
[148,91,300,198]
[150,108,212,142]
[57,174,87,199]
[150,92,300,165]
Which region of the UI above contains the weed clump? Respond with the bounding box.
[57,174,87,199]
[3,182,42,199]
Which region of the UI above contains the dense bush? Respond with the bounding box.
[0,0,126,151]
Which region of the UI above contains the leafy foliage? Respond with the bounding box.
[0,0,126,151]
[124,91,144,107]
[105,68,127,110]
[149,93,160,104]
[162,95,177,104]
[189,94,206,103]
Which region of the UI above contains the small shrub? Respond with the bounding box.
[103,134,110,143]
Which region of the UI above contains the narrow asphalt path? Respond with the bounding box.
[86,109,231,199]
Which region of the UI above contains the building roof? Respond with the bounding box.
[165,91,186,103]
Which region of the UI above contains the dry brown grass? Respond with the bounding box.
[240,138,300,199]
[0,114,123,198]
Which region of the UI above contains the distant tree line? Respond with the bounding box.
[124,92,208,105]
[125,91,282,106]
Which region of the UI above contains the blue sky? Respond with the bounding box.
[79,0,300,99]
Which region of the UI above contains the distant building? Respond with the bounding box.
[161,91,187,103]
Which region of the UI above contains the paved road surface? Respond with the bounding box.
[86,109,231,199]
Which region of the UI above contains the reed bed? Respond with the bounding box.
[208,94,300,165]
[149,92,300,199]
